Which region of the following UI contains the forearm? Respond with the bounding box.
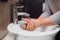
[38,11,60,26]
[38,17,54,26]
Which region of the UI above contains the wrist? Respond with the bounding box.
[38,17,54,26]
[36,19,41,27]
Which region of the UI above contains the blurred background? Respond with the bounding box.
[0,0,45,40]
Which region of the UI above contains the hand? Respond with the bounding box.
[21,18,40,31]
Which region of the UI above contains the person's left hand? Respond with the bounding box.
[21,18,40,31]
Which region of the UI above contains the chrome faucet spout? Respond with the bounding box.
[13,12,30,24]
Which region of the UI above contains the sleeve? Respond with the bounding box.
[41,0,51,18]
[50,11,60,24]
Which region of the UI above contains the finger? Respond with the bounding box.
[21,24,27,30]
[30,21,37,29]
[26,23,30,31]
[25,21,34,31]
[29,22,33,31]
[29,22,35,31]
[23,24,27,30]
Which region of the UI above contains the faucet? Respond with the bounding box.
[13,12,30,24]
[12,1,30,24]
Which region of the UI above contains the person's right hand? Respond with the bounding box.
[21,18,40,31]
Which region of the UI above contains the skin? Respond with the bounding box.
[21,16,54,31]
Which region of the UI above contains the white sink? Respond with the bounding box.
[7,23,60,40]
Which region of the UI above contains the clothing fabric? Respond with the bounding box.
[41,0,60,24]
[41,0,60,40]
[23,0,43,18]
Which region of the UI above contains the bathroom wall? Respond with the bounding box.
[0,0,19,39]
[0,0,19,30]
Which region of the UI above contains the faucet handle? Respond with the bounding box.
[17,12,30,20]
[17,12,30,17]
[13,12,30,24]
